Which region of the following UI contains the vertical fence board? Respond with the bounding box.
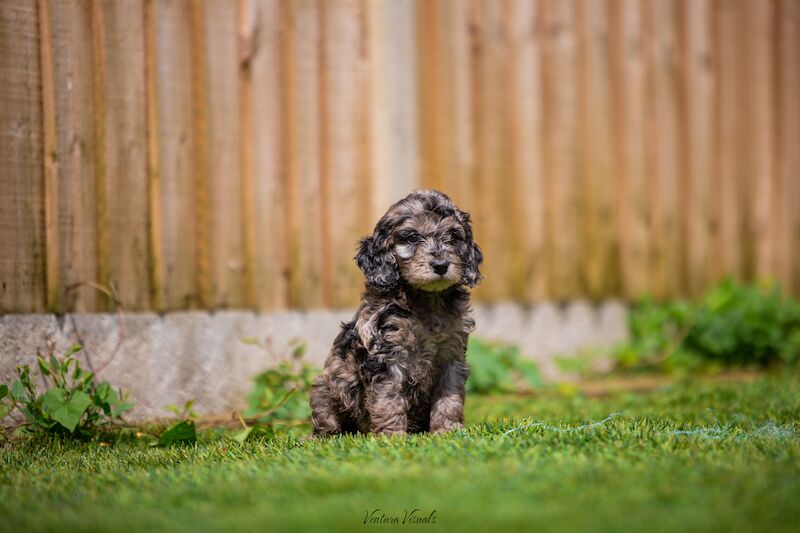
[204,0,245,308]
[744,0,777,280]
[367,0,419,222]
[48,0,99,311]
[680,0,715,295]
[416,0,444,192]
[99,1,150,310]
[611,0,649,298]
[238,0,256,309]
[509,0,546,301]
[321,0,368,307]
[0,0,45,313]
[470,0,507,301]
[144,0,162,310]
[499,0,527,299]
[578,0,619,298]
[39,0,59,312]
[443,0,475,213]
[155,0,195,309]
[645,0,683,299]
[541,0,580,300]
[250,0,288,310]
[713,0,744,281]
[778,0,800,293]
[284,0,324,309]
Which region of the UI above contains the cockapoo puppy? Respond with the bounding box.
[310,190,483,436]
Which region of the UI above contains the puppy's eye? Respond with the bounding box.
[445,230,463,243]
[396,231,421,244]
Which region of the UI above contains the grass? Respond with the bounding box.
[2,373,799,532]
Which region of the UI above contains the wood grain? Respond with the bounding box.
[0,0,45,312]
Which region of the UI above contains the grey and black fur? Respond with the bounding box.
[310,190,483,436]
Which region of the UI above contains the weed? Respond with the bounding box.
[0,345,133,439]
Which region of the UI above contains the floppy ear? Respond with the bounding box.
[355,232,400,292]
[458,211,483,287]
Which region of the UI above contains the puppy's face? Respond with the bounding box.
[392,212,467,291]
[356,190,483,293]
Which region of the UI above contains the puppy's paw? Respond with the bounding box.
[375,428,407,437]
[430,422,464,435]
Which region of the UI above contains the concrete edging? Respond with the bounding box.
[0,301,628,419]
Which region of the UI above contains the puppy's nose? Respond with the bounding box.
[430,259,450,276]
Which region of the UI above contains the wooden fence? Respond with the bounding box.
[1,0,798,313]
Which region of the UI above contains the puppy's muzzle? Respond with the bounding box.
[430,259,450,276]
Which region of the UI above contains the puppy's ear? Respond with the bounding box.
[458,211,483,287]
[355,232,400,292]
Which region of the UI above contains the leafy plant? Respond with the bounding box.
[244,341,315,427]
[156,420,197,447]
[466,338,542,394]
[0,345,133,438]
[614,279,800,372]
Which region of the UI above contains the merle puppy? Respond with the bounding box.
[310,190,483,436]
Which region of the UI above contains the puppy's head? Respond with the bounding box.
[355,190,483,293]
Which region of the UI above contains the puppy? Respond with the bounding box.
[310,190,483,436]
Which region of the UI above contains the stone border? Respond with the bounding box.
[0,301,627,419]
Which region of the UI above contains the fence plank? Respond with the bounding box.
[283,0,325,309]
[508,0,546,301]
[680,0,715,296]
[497,0,527,299]
[712,0,744,282]
[744,0,777,281]
[204,0,245,308]
[250,0,288,310]
[610,0,649,298]
[39,0,59,312]
[541,0,580,300]
[99,0,150,310]
[154,0,196,309]
[143,0,162,310]
[320,0,368,308]
[644,0,684,299]
[470,0,508,301]
[0,0,45,313]
[577,0,619,298]
[367,0,419,222]
[443,0,475,213]
[47,0,99,311]
[778,0,800,294]
[416,0,444,192]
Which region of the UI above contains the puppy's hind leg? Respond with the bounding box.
[310,376,346,437]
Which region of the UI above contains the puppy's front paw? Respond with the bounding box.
[375,428,407,437]
[431,421,464,435]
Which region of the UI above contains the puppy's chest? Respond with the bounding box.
[410,313,467,363]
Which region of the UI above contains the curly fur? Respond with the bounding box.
[310,190,483,436]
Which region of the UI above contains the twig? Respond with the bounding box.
[64,281,126,376]
[194,387,299,429]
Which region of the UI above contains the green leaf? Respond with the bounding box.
[232,425,274,444]
[37,357,51,377]
[42,389,92,432]
[10,380,26,402]
[232,427,253,444]
[64,344,82,357]
[0,403,10,419]
[112,402,134,417]
[156,420,197,447]
[0,384,8,401]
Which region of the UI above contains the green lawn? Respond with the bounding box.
[2,374,799,532]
